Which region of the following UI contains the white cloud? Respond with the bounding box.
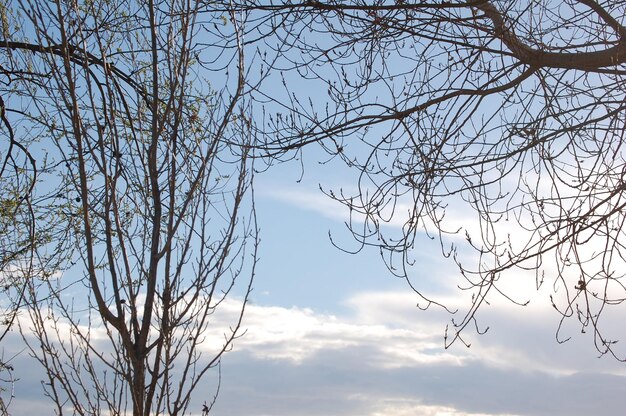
[259,183,626,370]
[259,184,522,239]
[206,287,624,379]
[7,287,626,416]
[369,398,520,416]
[260,186,352,223]
[201,297,464,368]
[208,290,626,416]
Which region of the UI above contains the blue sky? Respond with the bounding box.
[208,151,626,415]
[5,131,626,415]
[3,4,626,415]
[5,144,626,416]
[216,153,626,415]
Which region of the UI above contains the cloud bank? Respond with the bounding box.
[6,288,626,415]
[202,289,626,416]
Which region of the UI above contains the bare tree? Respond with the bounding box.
[1,0,257,414]
[234,1,626,358]
[0,4,52,411]
[2,1,625,413]
[0,110,35,414]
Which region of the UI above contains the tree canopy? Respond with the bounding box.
[1,0,626,413]
[234,0,626,357]
[0,0,256,414]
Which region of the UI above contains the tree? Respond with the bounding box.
[236,0,626,358]
[1,0,257,414]
[2,0,625,412]
[0,98,37,414]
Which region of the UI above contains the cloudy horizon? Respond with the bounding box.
[4,163,626,416]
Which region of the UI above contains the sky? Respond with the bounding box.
[200,154,625,415]
[3,141,626,416]
[3,5,626,416]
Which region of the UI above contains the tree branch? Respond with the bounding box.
[474,0,626,69]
